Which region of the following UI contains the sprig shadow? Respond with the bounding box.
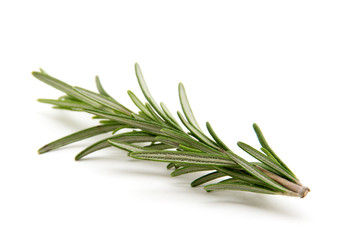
[203,191,303,218]
[75,152,304,218]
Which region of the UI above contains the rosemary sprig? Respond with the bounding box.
[34,64,310,198]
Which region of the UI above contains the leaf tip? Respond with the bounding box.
[32,71,40,77]
[237,141,244,146]
[190,182,197,187]
[252,123,260,130]
[135,63,141,74]
[128,151,135,157]
[37,148,45,154]
[38,145,50,154]
[74,151,84,161]
[127,90,136,100]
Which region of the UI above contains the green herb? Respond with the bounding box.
[33,63,310,198]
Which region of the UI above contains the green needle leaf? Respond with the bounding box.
[95,76,132,114]
[39,68,49,75]
[130,151,237,167]
[76,132,157,160]
[237,141,297,182]
[127,90,154,120]
[38,99,96,111]
[178,144,203,153]
[167,163,176,169]
[214,167,268,187]
[75,137,112,160]
[136,111,152,121]
[135,63,182,130]
[177,111,219,150]
[142,143,173,151]
[252,162,282,176]
[111,132,157,143]
[225,151,288,192]
[170,166,212,177]
[84,109,164,134]
[204,180,278,195]
[58,95,80,102]
[32,72,102,108]
[206,122,231,152]
[74,87,132,115]
[160,128,220,154]
[155,136,181,148]
[160,102,180,127]
[253,123,296,178]
[32,72,78,97]
[108,140,145,152]
[191,171,226,187]
[95,76,112,98]
[145,103,165,124]
[260,147,281,165]
[38,124,125,154]
[178,82,201,130]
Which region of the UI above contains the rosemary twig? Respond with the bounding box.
[34,63,310,198]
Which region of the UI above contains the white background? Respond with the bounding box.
[1,1,342,239]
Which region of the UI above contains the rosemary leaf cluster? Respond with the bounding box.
[34,63,309,198]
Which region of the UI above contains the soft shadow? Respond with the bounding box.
[204,191,303,218]
[118,169,168,178]
[76,151,128,162]
[39,132,305,218]
[39,111,92,131]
